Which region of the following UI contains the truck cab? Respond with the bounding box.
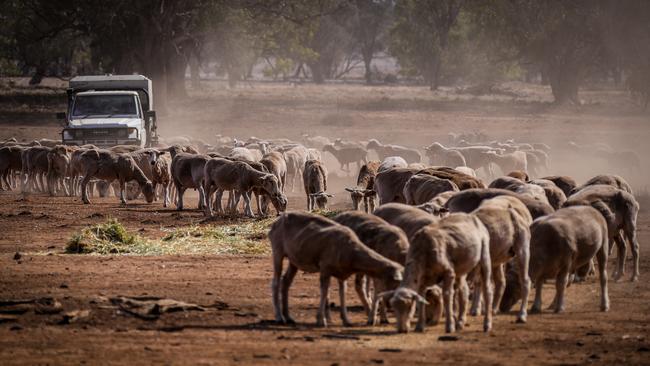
[59,75,158,147]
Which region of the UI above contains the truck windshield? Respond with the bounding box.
[72,95,139,118]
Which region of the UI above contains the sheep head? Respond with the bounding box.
[389,287,429,333]
[141,181,155,203]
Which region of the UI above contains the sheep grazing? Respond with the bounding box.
[78,149,154,205]
[303,160,331,211]
[403,174,459,206]
[528,179,567,209]
[366,139,422,164]
[572,174,633,195]
[322,143,367,172]
[471,196,532,323]
[388,213,493,333]
[378,156,408,173]
[260,152,288,214]
[527,206,610,314]
[170,153,210,210]
[564,184,640,281]
[424,142,467,167]
[374,167,418,205]
[373,202,438,239]
[346,161,380,213]
[542,175,577,198]
[445,188,555,219]
[415,167,485,190]
[203,158,286,217]
[332,211,409,324]
[269,211,403,327]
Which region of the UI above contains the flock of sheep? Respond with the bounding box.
[0,131,641,334]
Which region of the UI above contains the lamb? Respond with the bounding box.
[445,188,555,219]
[170,153,210,210]
[541,175,577,198]
[470,196,532,323]
[403,174,459,206]
[481,150,528,175]
[373,202,438,239]
[303,160,332,211]
[378,156,408,172]
[527,206,609,314]
[571,174,633,195]
[78,149,154,205]
[424,142,467,167]
[203,158,286,217]
[564,184,640,281]
[322,143,367,172]
[374,168,418,204]
[269,211,404,327]
[151,154,172,207]
[386,213,493,333]
[528,179,567,209]
[332,211,409,324]
[346,161,380,212]
[415,167,485,190]
[366,139,421,164]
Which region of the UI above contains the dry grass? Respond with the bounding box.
[66,218,274,256]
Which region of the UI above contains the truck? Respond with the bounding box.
[58,75,158,147]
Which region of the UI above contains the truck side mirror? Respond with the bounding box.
[145,110,156,121]
[56,112,66,120]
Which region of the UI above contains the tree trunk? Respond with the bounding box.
[308,62,325,84]
[428,58,441,91]
[548,64,580,104]
[362,53,372,85]
[166,52,188,99]
[189,54,200,90]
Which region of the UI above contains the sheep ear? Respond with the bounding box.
[393,271,403,282]
[345,187,354,192]
[326,193,334,197]
[376,290,395,299]
[407,289,429,305]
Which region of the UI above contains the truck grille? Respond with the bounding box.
[81,128,125,138]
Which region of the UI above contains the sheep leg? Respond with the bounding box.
[280,263,298,325]
[596,241,610,312]
[516,243,531,323]
[272,255,284,323]
[80,175,92,204]
[176,186,186,210]
[415,299,427,333]
[119,180,127,204]
[443,272,456,333]
[354,274,371,316]
[338,279,352,327]
[214,189,224,214]
[163,184,169,207]
[554,269,570,313]
[306,195,311,211]
[316,274,331,327]
[625,223,640,282]
[470,276,481,316]
[456,276,469,330]
[242,192,255,217]
[492,265,506,316]
[612,232,627,281]
[197,184,206,210]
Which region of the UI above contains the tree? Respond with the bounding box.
[349,0,392,84]
[389,0,463,90]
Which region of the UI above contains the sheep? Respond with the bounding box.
[564,184,640,281]
[283,145,309,192]
[455,166,477,178]
[426,142,501,176]
[378,156,408,172]
[260,151,287,193]
[527,206,610,314]
[269,211,404,327]
[203,158,286,217]
[322,143,367,172]
[152,154,172,207]
[229,147,261,162]
[481,150,528,175]
[541,175,577,198]
[366,139,421,164]
[417,190,457,216]
[470,196,532,323]
[307,148,322,162]
[488,176,550,204]
[386,213,493,333]
[0,146,25,190]
[124,148,167,200]
[374,168,419,204]
[424,142,467,167]
[403,174,459,206]
[21,146,51,192]
[528,179,567,209]
[78,149,154,205]
[373,202,438,239]
[415,167,485,190]
[303,160,332,211]
[46,145,76,196]
[445,188,555,219]
[507,170,529,181]
[109,145,142,153]
[332,211,409,324]
[531,142,551,152]
[36,138,61,148]
[571,174,633,195]
[346,161,380,213]
[170,153,210,210]
[301,134,331,149]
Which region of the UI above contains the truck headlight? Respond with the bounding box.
[63,130,73,140]
[128,128,138,139]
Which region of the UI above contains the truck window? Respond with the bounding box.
[72,95,139,118]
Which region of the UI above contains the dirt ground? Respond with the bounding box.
[1,80,649,365]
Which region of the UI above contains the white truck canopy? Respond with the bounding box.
[69,75,153,110]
